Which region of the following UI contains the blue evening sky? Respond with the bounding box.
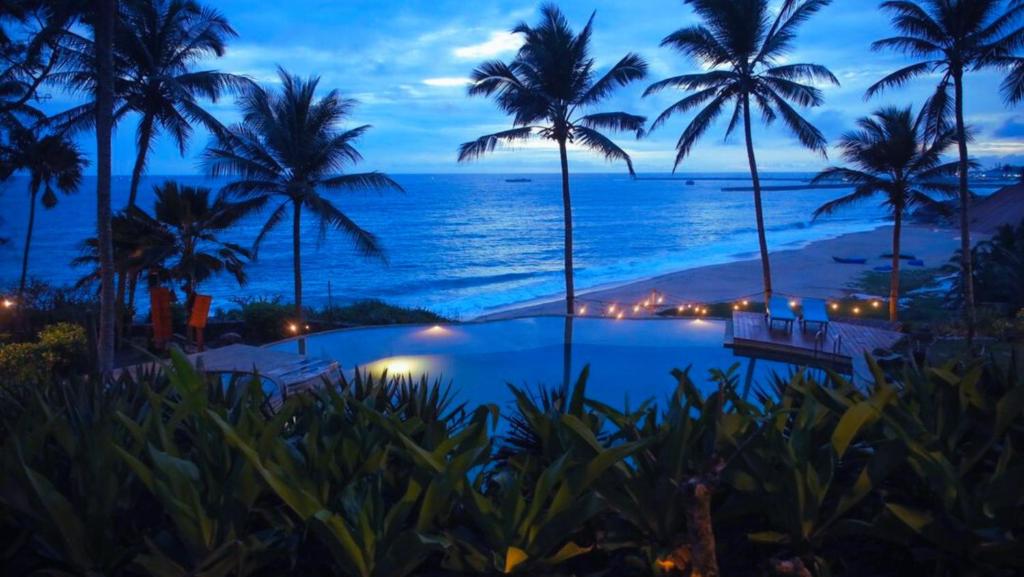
[43,0,1024,174]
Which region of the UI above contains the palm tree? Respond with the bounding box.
[144,180,265,311]
[645,0,838,299]
[5,127,86,295]
[203,68,403,353]
[458,4,648,316]
[811,106,959,321]
[868,0,1024,339]
[95,0,116,372]
[51,0,249,209]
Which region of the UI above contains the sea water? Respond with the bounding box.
[0,172,921,318]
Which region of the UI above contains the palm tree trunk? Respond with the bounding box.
[127,114,155,210]
[292,200,305,355]
[890,213,902,322]
[558,138,575,316]
[742,92,773,299]
[18,190,37,296]
[95,0,117,373]
[953,72,976,344]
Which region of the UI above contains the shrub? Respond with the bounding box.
[0,322,87,385]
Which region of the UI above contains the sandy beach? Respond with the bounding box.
[479,224,967,319]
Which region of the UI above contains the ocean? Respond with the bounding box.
[0,172,904,319]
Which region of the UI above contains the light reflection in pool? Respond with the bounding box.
[269,316,791,408]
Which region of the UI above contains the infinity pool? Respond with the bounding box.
[269,316,790,408]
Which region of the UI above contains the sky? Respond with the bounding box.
[36,0,1024,175]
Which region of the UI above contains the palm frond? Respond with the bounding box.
[578,53,647,106]
[576,112,645,138]
[572,126,636,175]
[457,127,535,162]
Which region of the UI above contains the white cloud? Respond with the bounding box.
[453,31,522,59]
[422,77,474,87]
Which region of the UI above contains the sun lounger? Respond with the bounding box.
[766,295,797,332]
[800,298,830,333]
[832,256,867,264]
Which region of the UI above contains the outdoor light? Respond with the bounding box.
[633,305,641,313]
[1,298,13,309]
[578,305,587,315]
[831,303,839,310]
[288,323,298,333]
[789,300,798,307]
[608,304,617,314]
[643,299,650,307]
[742,300,749,306]
[733,305,739,311]
[616,312,624,320]
[872,301,881,308]
[853,307,861,314]
[657,296,664,304]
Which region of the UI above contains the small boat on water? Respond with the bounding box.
[505,178,532,183]
[685,180,695,185]
[832,256,867,264]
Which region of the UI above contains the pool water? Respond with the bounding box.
[269,317,792,409]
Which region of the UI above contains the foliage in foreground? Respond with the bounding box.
[0,351,1022,577]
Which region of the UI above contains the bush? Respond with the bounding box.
[0,322,87,385]
[0,350,1020,577]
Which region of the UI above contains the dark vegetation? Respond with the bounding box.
[0,348,1021,577]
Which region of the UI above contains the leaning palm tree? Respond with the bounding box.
[145,180,265,312]
[811,106,959,321]
[51,0,249,209]
[203,68,403,353]
[458,4,648,316]
[645,0,838,299]
[5,127,86,296]
[868,0,1024,339]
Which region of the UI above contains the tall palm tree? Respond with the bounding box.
[458,4,648,316]
[203,68,403,353]
[811,106,959,321]
[51,0,249,209]
[144,180,265,311]
[868,0,1024,340]
[645,0,838,299]
[5,127,86,295]
[95,0,116,372]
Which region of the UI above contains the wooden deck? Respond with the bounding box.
[725,311,905,374]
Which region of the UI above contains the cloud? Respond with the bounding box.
[453,31,522,59]
[994,116,1024,138]
[422,77,474,87]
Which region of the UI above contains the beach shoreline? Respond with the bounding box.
[476,224,969,320]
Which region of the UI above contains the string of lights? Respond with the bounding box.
[570,288,886,319]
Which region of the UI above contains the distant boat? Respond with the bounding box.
[685,180,695,185]
[505,178,532,183]
[832,256,867,264]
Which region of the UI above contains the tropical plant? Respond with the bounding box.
[645,0,837,300]
[51,0,249,209]
[3,127,86,296]
[811,106,959,321]
[203,68,403,353]
[458,4,648,316]
[970,218,1024,312]
[869,0,1024,341]
[139,180,265,313]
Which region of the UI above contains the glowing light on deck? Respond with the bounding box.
[616,312,624,320]
[830,303,839,310]
[872,301,881,309]
[741,300,749,306]
[853,307,861,314]
[789,300,798,308]
[1,298,13,309]
[288,323,298,334]
[578,305,587,315]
